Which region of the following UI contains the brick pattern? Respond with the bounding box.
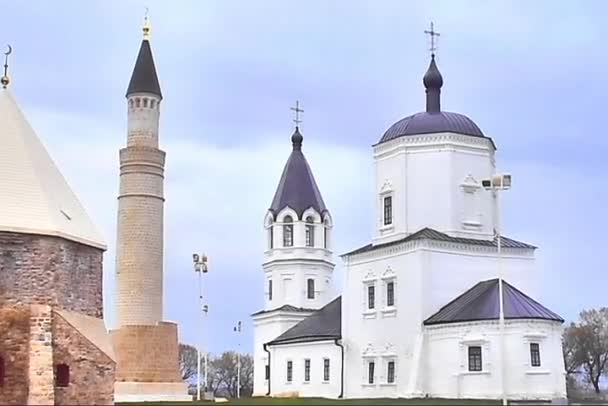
[0,306,30,405]
[27,305,54,405]
[0,232,103,318]
[53,310,115,405]
[111,322,181,383]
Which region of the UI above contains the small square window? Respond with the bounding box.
[468,346,482,372]
[530,343,541,367]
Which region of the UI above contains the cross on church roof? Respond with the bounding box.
[290,100,304,127]
[424,22,440,55]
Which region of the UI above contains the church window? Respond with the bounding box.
[468,346,482,372]
[387,360,395,383]
[304,359,310,382]
[265,364,270,380]
[283,216,293,247]
[135,98,141,108]
[143,98,148,108]
[323,358,330,381]
[286,360,293,382]
[368,285,375,310]
[530,343,541,367]
[268,279,273,301]
[305,216,315,247]
[368,361,375,384]
[55,363,70,387]
[307,279,315,299]
[0,355,5,387]
[386,281,394,307]
[383,196,392,226]
[268,225,273,249]
[150,99,156,109]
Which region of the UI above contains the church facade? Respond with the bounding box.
[253,53,567,401]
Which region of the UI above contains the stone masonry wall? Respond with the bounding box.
[111,322,181,383]
[53,311,115,405]
[0,232,103,318]
[27,305,54,405]
[0,306,30,405]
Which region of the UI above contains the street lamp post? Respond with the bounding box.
[482,173,511,406]
[233,321,242,399]
[193,253,209,401]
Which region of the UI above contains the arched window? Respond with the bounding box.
[129,99,134,109]
[307,278,315,299]
[150,99,156,109]
[55,364,70,387]
[143,98,148,108]
[283,216,293,247]
[135,98,141,108]
[305,216,315,247]
[0,355,5,387]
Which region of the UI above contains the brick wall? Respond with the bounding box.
[0,232,103,318]
[27,305,54,405]
[0,306,30,405]
[111,322,182,383]
[53,311,115,405]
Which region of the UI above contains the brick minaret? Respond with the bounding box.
[115,19,165,327]
[111,18,188,402]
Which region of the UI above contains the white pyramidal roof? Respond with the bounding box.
[0,90,106,249]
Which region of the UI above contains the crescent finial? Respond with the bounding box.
[4,45,12,56]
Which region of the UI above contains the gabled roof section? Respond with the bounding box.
[342,227,535,257]
[267,297,341,346]
[251,304,317,317]
[424,279,563,326]
[0,90,106,249]
[126,39,162,98]
[269,128,328,220]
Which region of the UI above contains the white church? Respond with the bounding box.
[252,50,568,401]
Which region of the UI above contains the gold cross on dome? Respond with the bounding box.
[424,22,441,55]
[290,100,304,127]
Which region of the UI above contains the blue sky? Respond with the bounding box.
[1,0,607,354]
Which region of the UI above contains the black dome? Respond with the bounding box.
[379,111,484,144]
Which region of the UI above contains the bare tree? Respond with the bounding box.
[179,343,200,382]
[207,351,254,398]
[563,308,608,394]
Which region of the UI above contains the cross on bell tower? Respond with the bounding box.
[290,100,304,128]
[424,22,441,56]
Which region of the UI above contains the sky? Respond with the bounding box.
[1,0,607,355]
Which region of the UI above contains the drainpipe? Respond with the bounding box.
[334,338,344,399]
[263,343,271,396]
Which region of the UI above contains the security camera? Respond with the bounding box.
[482,179,491,189]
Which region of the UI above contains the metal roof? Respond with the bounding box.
[251,304,317,317]
[269,128,328,220]
[342,227,536,257]
[126,39,162,98]
[267,297,341,346]
[424,279,564,326]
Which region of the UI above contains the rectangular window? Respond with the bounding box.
[307,279,315,299]
[286,361,293,382]
[306,225,314,247]
[283,225,293,247]
[383,196,392,226]
[268,279,273,301]
[368,285,375,310]
[304,359,310,382]
[324,358,330,382]
[324,226,328,249]
[468,346,482,372]
[368,361,375,384]
[387,360,395,383]
[265,364,270,380]
[530,343,541,367]
[269,227,273,249]
[386,281,394,307]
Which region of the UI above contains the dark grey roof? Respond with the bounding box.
[251,305,317,317]
[126,39,162,99]
[424,279,564,326]
[267,297,341,346]
[342,227,536,257]
[377,55,490,145]
[269,128,328,220]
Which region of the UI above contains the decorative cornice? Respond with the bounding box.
[374,132,494,158]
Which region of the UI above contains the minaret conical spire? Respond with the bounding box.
[126,14,162,99]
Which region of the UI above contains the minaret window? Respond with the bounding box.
[268,225,274,249]
[150,100,156,109]
[305,216,315,247]
[135,98,141,108]
[283,216,293,247]
[143,98,148,108]
[307,278,315,299]
[324,219,330,249]
[129,99,134,109]
[383,196,393,225]
[268,279,273,301]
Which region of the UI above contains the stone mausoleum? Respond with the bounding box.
[0,71,116,403]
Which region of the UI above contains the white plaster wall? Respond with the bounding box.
[269,341,342,399]
[423,320,567,400]
[373,134,496,245]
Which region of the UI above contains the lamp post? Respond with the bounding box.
[233,321,242,399]
[193,253,209,401]
[482,173,511,406]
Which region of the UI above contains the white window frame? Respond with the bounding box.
[459,338,490,375]
[523,332,550,375]
[381,268,397,317]
[362,272,377,318]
